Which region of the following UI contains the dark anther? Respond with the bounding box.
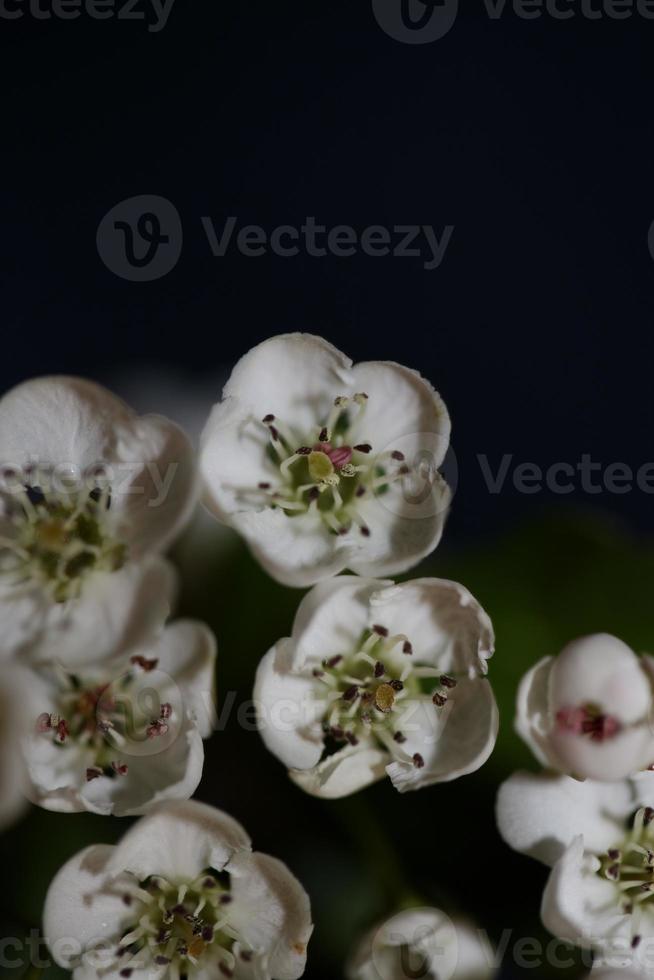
[440,675,457,688]
[323,655,343,669]
[262,414,275,423]
[354,444,372,453]
[413,753,425,768]
[312,669,325,678]
[398,465,410,475]
[372,624,389,637]
[296,446,312,455]
[645,808,654,826]
[240,951,253,962]
[356,485,366,497]
[120,971,133,978]
[155,956,171,965]
[608,849,621,860]
[25,485,45,506]
[360,526,371,537]
[269,425,280,442]
[258,482,271,490]
[432,692,448,707]
[374,661,385,678]
[89,487,102,503]
[342,685,359,702]
[394,731,406,744]
[318,427,329,443]
[219,894,233,904]
[389,680,404,692]
[201,926,214,942]
[219,964,234,977]
[403,641,413,655]
[307,487,320,502]
[346,732,359,746]
[632,936,642,949]
[391,451,405,461]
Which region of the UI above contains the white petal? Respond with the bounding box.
[549,726,654,782]
[112,414,197,557]
[366,578,494,674]
[386,679,498,792]
[107,799,251,879]
[289,740,389,799]
[227,850,313,980]
[25,557,177,666]
[43,843,126,969]
[254,646,324,771]
[137,618,217,737]
[79,717,204,817]
[515,656,558,768]
[0,666,32,828]
[496,772,634,866]
[550,635,652,723]
[347,476,451,579]
[541,836,628,951]
[230,506,351,588]
[288,576,389,671]
[0,376,133,471]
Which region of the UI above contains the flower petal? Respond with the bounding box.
[515,656,557,767]
[386,678,498,792]
[106,799,251,880]
[496,772,634,867]
[254,646,324,771]
[289,740,389,799]
[227,850,313,980]
[43,843,126,969]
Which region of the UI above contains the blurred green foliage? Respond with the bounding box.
[2,506,652,979]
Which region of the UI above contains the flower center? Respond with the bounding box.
[248,394,409,537]
[556,703,622,742]
[0,480,126,602]
[97,871,252,978]
[310,624,458,770]
[35,657,171,783]
[601,806,654,948]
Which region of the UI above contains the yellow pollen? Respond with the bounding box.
[308,451,334,483]
[375,683,395,713]
[37,520,70,551]
[188,936,206,959]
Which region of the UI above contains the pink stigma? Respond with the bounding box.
[556,705,621,742]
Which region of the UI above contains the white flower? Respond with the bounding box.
[346,907,495,980]
[200,334,451,587]
[0,376,197,663]
[21,620,216,817]
[43,799,313,979]
[516,634,654,781]
[254,576,498,798]
[0,664,31,830]
[497,770,654,972]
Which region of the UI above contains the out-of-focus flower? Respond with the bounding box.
[254,576,498,798]
[0,376,196,664]
[43,799,313,979]
[200,334,451,587]
[590,968,648,978]
[346,907,495,980]
[0,664,31,830]
[497,771,654,972]
[516,634,654,781]
[21,620,216,817]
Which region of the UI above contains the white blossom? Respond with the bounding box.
[21,620,216,817]
[43,799,313,979]
[200,334,451,587]
[497,770,654,972]
[516,634,654,781]
[346,907,495,980]
[254,576,498,798]
[0,376,197,663]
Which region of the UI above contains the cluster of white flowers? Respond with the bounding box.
[499,633,654,978]
[0,335,506,980]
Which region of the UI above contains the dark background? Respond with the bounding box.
[1,2,654,978]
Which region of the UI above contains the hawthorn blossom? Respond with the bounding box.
[516,634,654,781]
[347,908,496,980]
[497,770,654,972]
[22,620,216,817]
[0,376,196,663]
[200,334,451,587]
[43,799,313,979]
[254,576,498,798]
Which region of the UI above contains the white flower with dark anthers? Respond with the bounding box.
[43,799,313,980]
[496,771,654,971]
[346,907,496,980]
[21,621,216,817]
[516,634,654,782]
[200,334,451,587]
[0,376,196,663]
[254,576,498,799]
